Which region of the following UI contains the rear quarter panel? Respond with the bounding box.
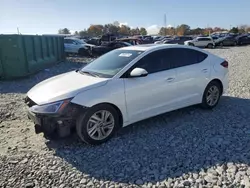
[208,53,229,93]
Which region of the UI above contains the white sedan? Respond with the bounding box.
[25,44,228,145]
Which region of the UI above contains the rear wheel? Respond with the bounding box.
[200,81,222,109]
[76,104,120,145]
[219,42,223,47]
[207,43,214,49]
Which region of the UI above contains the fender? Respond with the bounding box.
[71,79,129,123]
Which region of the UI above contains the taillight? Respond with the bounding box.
[221,61,228,68]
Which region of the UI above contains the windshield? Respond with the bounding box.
[80,49,144,78]
[123,42,132,46]
[74,39,86,44]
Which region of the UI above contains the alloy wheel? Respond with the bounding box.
[206,86,220,106]
[86,110,115,140]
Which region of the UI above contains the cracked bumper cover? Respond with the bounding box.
[26,101,84,136]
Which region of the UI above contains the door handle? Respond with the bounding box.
[166,77,175,82]
[202,69,208,73]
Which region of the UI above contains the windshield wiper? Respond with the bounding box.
[79,70,99,77]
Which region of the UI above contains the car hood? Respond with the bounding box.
[93,45,107,48]
[185,40,193,43]
[27,71,109,105]
[85,43,95,47]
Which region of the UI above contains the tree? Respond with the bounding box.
[87,25,104,36]
[130,28,137,35]
[58,28,71,34]
[213,27,222,32]
[190,27,203,35]
[79,29,88,37]
[158,27,167,35]
[119,25,130,35]
[140,27,147,35]
[176,24,190,35]
[103,24,119,34]
[74,31,79,35]
[239,24,248,32]
[229,27,239,34]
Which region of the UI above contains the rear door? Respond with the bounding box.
[196,38,206,47]
[170,48,210,106]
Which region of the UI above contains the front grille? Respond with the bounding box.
[24,96,37,107]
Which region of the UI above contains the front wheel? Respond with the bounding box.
[200,81,222,109]
[207,43,214,49]
[76,104,120,145]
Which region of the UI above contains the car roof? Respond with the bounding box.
[64,37,79,40]
[118,44,203,52]
[196,37,212,39]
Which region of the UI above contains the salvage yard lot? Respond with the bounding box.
[1,46,250,187]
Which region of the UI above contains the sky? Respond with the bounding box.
[1,0,250,35]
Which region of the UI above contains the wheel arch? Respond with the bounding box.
[209,78,223,94]
[90,102,124,128]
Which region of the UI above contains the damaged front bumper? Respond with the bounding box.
[25,97,83,138]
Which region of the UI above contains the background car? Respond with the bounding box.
[64,37,95,56]
[163,36,193,45]
[90,41,132,56]
[235,35,250,45]
[184,37,215,48]
[26,44,228,145]
[215,36,237,47]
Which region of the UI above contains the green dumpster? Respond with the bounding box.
[0,34,65,80]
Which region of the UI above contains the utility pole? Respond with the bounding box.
[164,14,167,36]
[17,27,20,34]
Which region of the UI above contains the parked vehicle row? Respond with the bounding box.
[65,33,250,57]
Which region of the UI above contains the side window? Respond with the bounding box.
[171,48,208,68]
[114,43,125,48]
[64,39,70,44]
[64,39,74,44]
[135,50,172,74]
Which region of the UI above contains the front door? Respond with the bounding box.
[123,49,177,123]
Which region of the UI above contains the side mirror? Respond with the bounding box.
[130,68,148,78]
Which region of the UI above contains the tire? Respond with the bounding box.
[234,41,237,46]
[219,42,223,47]
[76,104,120,145]
[78,48,88,57]
[200,81,222,109]
[207,43,214,49]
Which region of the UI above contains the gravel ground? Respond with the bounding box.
[1,47,250,188]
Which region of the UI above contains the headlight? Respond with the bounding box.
[30,99,71,114]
